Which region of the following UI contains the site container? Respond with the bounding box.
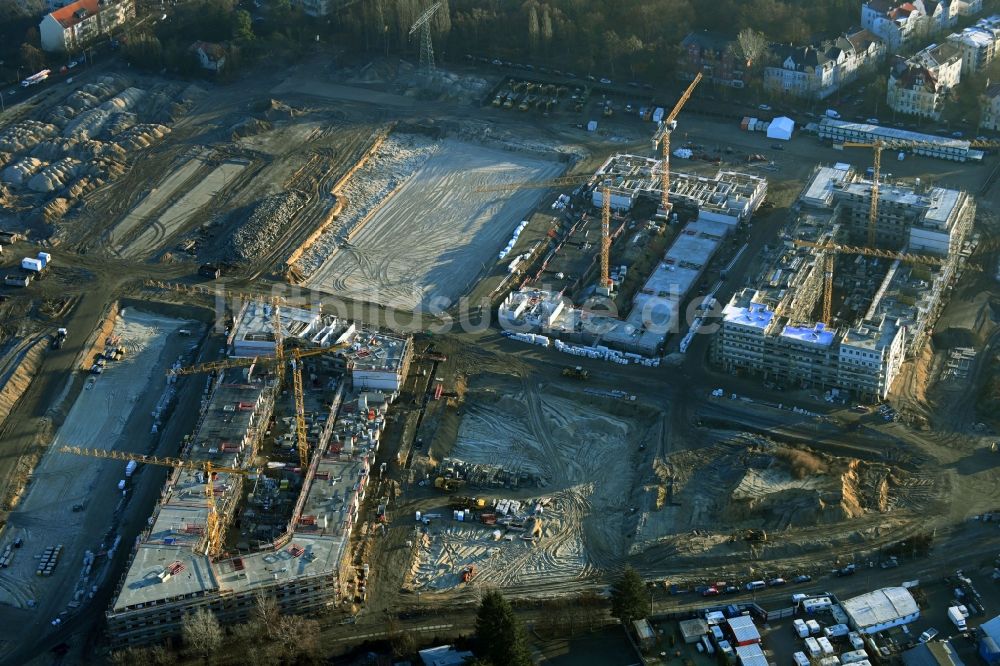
[841,650,869,664]
[793,652,810,666]
[37,252,51,267]
[819,657,841,666]
[21,258,42,272]
[818,637,835,655]
[805,638,821,658]
[824,624,849,638]
[125,461,137,478]
[793,619,809,638]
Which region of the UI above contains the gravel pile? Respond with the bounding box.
[0,121,58,153]
[297,134,436,274]
[63,87,146,140]
[27,157,82,192]
[228,191,306,263]
[2,157,46,185]
[114,124,170,151]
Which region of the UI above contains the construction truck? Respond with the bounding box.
[450,496,487,510]
[562,366,590,380]
[434,477,465,492]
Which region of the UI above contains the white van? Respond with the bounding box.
[746,580,767,591]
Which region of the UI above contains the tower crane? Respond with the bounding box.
[841,137,1000,248]
[791,238,980,325]
[651,72,702,218]
[60,446,252,558]
[168,343,349,466]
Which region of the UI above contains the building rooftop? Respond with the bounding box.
[48,0,101,28]
[842,587,919,629]
[729,615,762,644]
[231,303,353,357]
[803,166,851,208]
[347,330,409,373]
[736,643,768,666]
[723,301,775,330]
[902,641,966,666]
[819,118,979,155]
[780,322,836,346]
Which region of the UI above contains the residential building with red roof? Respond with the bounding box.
[39,0,135,52]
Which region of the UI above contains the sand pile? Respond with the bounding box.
[114,124,170,151]
[0,121,59,153]
[2,157,46,186]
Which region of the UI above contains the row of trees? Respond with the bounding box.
[334,0,861,81]
[105,567,649,664]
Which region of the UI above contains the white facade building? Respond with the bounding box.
[39,0,135,52]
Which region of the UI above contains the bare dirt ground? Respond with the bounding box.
[302,136,564,310]
[404,377,645,595]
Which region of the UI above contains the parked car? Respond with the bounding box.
[769,578,787,587]
[837,564,857,577]
[793,574,812,583]
[758,104,772,111]
[599,77,612,84]
[771,144,784,150]
[702,586,721,597]
[919,628,939,643]
[724,585,740,594]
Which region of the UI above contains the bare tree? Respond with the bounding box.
[734,28,768,69]
[181,607,223,662]
[527,4,540,52]
[541,5,553,43]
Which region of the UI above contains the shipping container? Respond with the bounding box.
[21,258,42,272]
[841,650,869,664]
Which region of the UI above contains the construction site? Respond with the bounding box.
[0,26,998,661]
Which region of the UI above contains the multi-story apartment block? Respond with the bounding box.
[764,29,886,99]
[946,15,1000,74]
[39,0,134,52]
[714,165,974,400]
[678,31,746,88]
[862,0,956,52]
[887,42,962,120]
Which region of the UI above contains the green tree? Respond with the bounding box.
[610,566,647,625]
[475,591,531,666]
[231,9,255,42]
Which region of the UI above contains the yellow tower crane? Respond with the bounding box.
[600,181,612,292]
[168,344,348,465]
[651,72,702,218]
[841,138,1000,248]
[791,238,979,325]
[60,446,252,557]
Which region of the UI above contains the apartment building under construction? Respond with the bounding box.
[103,306,403,646]
[714,164,976,399]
